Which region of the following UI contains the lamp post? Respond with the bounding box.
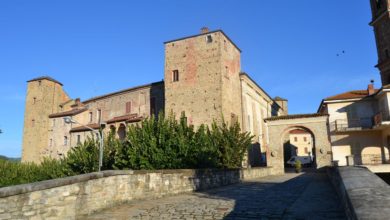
[64,116,104,172]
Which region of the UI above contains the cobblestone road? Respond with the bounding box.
[82,172,346,220]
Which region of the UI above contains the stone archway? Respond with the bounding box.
[282,126,315,168]
[265,114,332,172]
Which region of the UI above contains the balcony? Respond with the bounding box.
[330,118,373,132]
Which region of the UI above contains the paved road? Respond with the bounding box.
[82,172,346,220]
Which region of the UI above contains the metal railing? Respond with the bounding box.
[330,118,373,132]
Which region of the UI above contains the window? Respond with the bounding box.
[126,102,132,114]
[172,70,179,82]
[150,97,156,116]
[64,136,68,146]
[206,35,213,43]
[247,115,251,132]
[33,97,36,104]
[377,0,382,9]
[32,119,35,127]
[97,109,102,122]
[77,135,81,144]
[304,137,307,142]
[89,112,93,122]
[38,80,42,86]
[294,137,297,142]
[305,147,308,154]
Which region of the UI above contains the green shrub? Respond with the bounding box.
[0,112,253,187]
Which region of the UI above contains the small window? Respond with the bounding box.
[77,135,81,144]
[38,80,42,86]
[304,137,307,142]
[377,0,382,9]
[206,35,213,43]
[89,112,93,123]
[294,137,297,142]
[97,109,102,122]
[172,70,179,82]
[150,97,156,116]
[126,102,132,113]
[64,136,68,146]
[33,97,36,104]
[305,147,308,154]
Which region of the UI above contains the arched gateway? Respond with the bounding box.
[264,113,332,171]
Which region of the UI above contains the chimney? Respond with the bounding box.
[368,80,375,95]
[201,27,209,34]
[75,98,81,106]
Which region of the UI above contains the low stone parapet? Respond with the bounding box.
[327,166,390,220]
[0,167,282,219]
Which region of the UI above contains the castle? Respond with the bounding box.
[22,27,288,164]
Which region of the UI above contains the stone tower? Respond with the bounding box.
[164,28,242,127]
[22,76,70,162]
[370,0,390,85]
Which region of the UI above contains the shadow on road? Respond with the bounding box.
[195,171,346,219]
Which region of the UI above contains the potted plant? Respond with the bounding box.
[295,159,302,173]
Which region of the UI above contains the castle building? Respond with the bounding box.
[317,0,390,166]
[22,28,288,164]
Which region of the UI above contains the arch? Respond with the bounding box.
[117,123,126,141]
[361,146,390,165]
[280,126,316,168]
[265,114,332,171]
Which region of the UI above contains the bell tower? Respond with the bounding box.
[370,0,390,85]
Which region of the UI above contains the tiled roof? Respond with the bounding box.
[106,114,139,124]
[27,76,63,86]
[82,81,163,104]
[49,108,87,118]
[324,90,378,101]
[70,123,101,133]
[289,129,310,134]
[126,116,143,123]
[264,113,328,121]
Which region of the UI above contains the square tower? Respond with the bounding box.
[164,28,242,127]
[370,0,390,85]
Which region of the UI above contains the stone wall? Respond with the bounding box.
[327,166,390,219]
[0,167,282,219]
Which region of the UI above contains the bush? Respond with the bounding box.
[0,112,253,187]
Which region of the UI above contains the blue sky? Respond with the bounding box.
[0,0,379,157]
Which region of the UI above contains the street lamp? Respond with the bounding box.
[64,116,105,172]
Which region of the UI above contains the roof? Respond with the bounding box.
[27,76,63,86]
[274,96,288,101]
[82,81,163,104]
[106,114,139,124]
[48,108,87,118]
[70,123,101,133]
[324,90,378,101]
[289,129,310,134]
[264,113,328,122]
[163,29,242,53]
